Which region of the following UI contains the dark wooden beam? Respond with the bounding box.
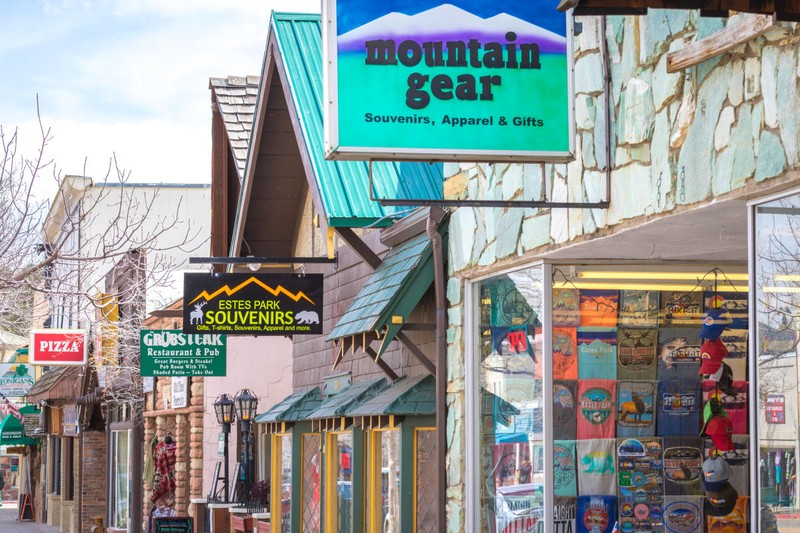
[365,345,400,381]
[395,331,436,376]
[335,227,383,270]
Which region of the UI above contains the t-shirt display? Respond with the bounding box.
[554,496,577,533]
[552,282,749,531]
[577,328,617,380]
[554,288,581,327]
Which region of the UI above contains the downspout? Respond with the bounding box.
[426,215,447,533]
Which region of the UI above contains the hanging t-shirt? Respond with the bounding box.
[554,288,581,327]
[702,380,748,434]
[554,496,577,533]
[554,440,578,497]
[617,438,664,499]
[580,290,619,328]
[617,329,659,380]
[661,291,704,327]
[662,437,703,496]
[577,328,617,380]
[657,380,701,437]
[576,495,617,533]
[577,439,617,496]
[554,380,578,440]
[619,290,660,328]
[656,328,702,382]
[577,380,616,440]
[553,327,579,380]
[616,493,664,533]
[662,495,704,533]
[616,381,657,438]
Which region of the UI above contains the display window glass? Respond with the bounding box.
[326,432,354,532]
[755,195,800,528]
[272,433,293,533]
[415,428,438,532]
[111,430,131,530]
[550,265,751,533]
[368,429,400,532]
[301,433,322,533]
[475,266,545,533]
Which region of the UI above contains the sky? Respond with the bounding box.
[0,0,319,198]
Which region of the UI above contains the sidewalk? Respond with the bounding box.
[0,503,60,533]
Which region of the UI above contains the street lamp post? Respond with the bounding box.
[213,394,236,503]
[234,389,259,505]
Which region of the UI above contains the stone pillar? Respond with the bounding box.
[175,414,189,515]
[189,378,205,519]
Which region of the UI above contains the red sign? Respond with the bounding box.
[29,330,87,365]
[766,394,785,424]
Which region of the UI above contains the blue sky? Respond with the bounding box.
[0,0,318,196]
[336,0,566,35]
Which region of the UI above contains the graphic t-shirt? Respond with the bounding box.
[657,380,701,437]
[663,495,704,533]
[619,290,660,328]
[554,288,581,327]
[577,439,617,496]
[554,496,577,533]
[705,496,749,533]
[553,380,578,440]
[662,437,703,496]
[617,438,664,533]
[656,328,702,382]
[580,290,619,328]
[554,440,578,497]
[577,328,617,380]
[702,380,748,434]
[617,329,659,380]
[553,327,579,380]
[577,495,617,533]
[616,381,657,438]
[661,291,704,327]
[577,379,616,440]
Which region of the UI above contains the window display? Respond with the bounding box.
[553,267,749,533]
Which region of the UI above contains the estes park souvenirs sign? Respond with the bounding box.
[183,273,323,335]
[323,0,574,161]
[140,330,227,377]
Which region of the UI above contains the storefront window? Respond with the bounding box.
[326,432,354,532]
[755,195,800,525]
[302,434,322,533]
[111,430,131,530]
[415,428,437,533]
[476,266,544,533]
[550,265,749,533]
[368,429,400,532]
[273,433,293,533]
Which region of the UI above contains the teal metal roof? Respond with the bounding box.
[347,375,435,417]
[306,378,386,420]
[268,13,443,228]
[254,387,323,424]
[327,232,435,361]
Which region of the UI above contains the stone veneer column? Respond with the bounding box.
[142,414,156,517]
[79,432,106,533]
[175,413,189,515]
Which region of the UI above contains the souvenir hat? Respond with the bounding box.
[702,415,735,452]
[704,482,739,516]
[699,339,729,374]
[702,455,732,492]
[699,308,732,340]
[711,362,735,395]
[703,396,728,423]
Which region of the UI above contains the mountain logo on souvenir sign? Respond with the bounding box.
[188,276,315,305]
[338,4,567,53]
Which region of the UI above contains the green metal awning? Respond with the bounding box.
[0,406,39,447]
[327,232,435,367]
[347,375,435,418]
[254,387,323,429]
[306,378,386,426]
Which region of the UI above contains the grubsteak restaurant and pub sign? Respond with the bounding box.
[183,273,323,335]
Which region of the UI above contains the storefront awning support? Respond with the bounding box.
[395,331,436,376]
[364,345,400,381]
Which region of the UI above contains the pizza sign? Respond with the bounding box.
[30,330,88,365]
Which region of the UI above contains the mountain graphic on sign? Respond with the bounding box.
[338,4,566,54]
[189,277,315,305]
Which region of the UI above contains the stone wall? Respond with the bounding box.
[80,431,107,533]
[443,12,800,532]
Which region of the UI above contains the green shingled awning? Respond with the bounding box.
[347,374,435,418]
[306,378,386,423]
[327,232,436,367]
[254,388,323,431]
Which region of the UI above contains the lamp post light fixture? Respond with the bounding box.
[214,393,236,503]
[234,389,259,505]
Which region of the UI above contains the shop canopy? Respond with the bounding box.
[254,387,323,433]
[26,366,80,404]
[0,406,39,447]
[327,232,436,366]
[306,378,387,431]
[347,374,435,425]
